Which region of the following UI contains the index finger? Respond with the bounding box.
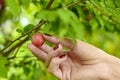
[43,35,75,49]
[27,43,47,62]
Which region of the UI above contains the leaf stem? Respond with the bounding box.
[62,0,82,9]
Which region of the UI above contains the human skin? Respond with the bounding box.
[28,35,120,80]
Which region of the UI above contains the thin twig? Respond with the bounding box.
[7,46,21,60]
[2,36,29,57]
[62,0,82,9]
[7,56,36,60]
[46,0,54,9]
[89,0,118,23]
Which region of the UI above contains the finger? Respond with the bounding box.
[71,40,107,61]
[48,56,67,79]
[27,43,47,62]
[51,44,63,57]
[60,38,75,49]
[43,35,59,44]
[45,44,63,67]
[43,35,75,49]
[40,44,53,53]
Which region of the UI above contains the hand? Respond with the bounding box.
[28,35,120,80]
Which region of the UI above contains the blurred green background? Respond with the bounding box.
[0,0,120,80]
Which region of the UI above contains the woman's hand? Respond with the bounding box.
[28,35,120,80]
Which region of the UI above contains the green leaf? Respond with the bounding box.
[58,23,68,38]
[58,9,84,39]
[23,24,35,33]
[6,0,20,16]
[89,18,98,30]
[19,0,30,5]
[16,29,23,33]
[115,0,120,7]
[71,22,85,40]
[65,26,76,42]
[34,10,57,21]
[0,56,8,78]
[96,16,104,27]
[42,19,60,36]
[32,66,41,80]
[57,9,71,23]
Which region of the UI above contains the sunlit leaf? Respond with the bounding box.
[23,24,35,33]
[16,29,23,33]
[6,0,20,16]
[19,0,30,5]
[34,10,57,21]
[0,56,8,78]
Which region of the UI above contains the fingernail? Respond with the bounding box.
[44,33,52,36]
[59,54,65,58]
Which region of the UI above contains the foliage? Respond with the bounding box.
[0,56,8,78]
[0,0,120,80]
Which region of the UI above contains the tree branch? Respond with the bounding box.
[0,0,82,57]
[46,0,54,9]
[0,0,55,56]
[0,21,46,53]
[2,36,28,57]
[62,0,82,9]
[89,0,118,24]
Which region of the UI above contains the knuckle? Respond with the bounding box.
[51,58,58,63]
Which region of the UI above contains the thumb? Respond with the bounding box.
[71,40,107,60]
[48,55,67,79]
